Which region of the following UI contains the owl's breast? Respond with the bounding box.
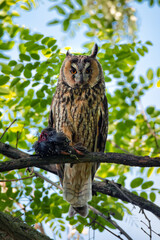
[71,97,99,149]
[53,88,102,151]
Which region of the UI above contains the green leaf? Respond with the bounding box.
[20,4,30,11]
[30,53,40,60]
[13,64,24,72]
[47,39,56,48]
[145,41,153,46]
[41,37,50,45]
[0,76,9,85]
[139,76,145,84]
[63,19,70,31]
[141,181,154,189]
[146,106,154,115]
[76,224,84,233]
[105,76,112,82]
[150,0,154,6]
[147,167,154,177]
[36,90,45,98]
[150,192,156,202]
[10,78,20,87]
[137,48,144,56]
[42,49,52,58]
[147,69,154,80]
[48,20,59,25]
[130,178,143,188]
[0,63,11,74]
[33,33,44,41]
[157,168,160,174]
[31,99,39,107]
[55,6,66,15]
[157,68,160,77]
[140,192,148,199]
[142,45,148,53]
[75,0,83,6]
[24,69,32,78]
[19,54,30,61]
[0,87,9,95]
[20,80,30,88]
[0,53,9,59]
[9,60,17,66]
[110,208,123,220]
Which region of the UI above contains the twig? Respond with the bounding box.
[16,131,20,149]
[141,226,150,238]
[35,223,46,235]
[31,169,63,191]
[150,229,160,238]
[16,125,25,149]
[95,177,136,207]
[88,215,124,240]
[107,139,130,154]
[141,210,152,240]
[0,119,17,140]
[88,205,133,240]
[0,174,36,182]
[110,180,135,207]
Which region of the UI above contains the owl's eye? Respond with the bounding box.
[86,67,91,74]
[70,67,77,75]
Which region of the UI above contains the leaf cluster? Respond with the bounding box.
[0,0,160,238]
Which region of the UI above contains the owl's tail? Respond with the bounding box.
[63,163,92,218]
[69,205,88,218]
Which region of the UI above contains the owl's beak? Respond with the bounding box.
[76,74,83,85]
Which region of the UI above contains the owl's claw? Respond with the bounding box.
[72,147,85,156]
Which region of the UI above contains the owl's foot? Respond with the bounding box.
[73,143,89,155]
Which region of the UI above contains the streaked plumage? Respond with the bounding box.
[48,44,108,217]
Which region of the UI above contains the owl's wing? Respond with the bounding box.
[48,95,54,128]
[97,95,108,152]
[92,95,108,179]
[48,96,65,184]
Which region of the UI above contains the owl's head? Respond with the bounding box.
[60,44,104,89]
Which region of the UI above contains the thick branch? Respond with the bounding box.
[0,142,160,174]
[0,142,57,174]
[93,181,160,218]
[0,211,52,240]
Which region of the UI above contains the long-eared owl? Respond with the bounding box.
[48,44,108,217]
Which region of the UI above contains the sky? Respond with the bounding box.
[13,1,160,239]
[13,0,160,110]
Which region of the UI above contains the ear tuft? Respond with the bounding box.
[66,50,72,57]
[90,43,98,58]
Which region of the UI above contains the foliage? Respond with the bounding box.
[0,0,160,239]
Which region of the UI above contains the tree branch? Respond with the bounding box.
[92,181,160,218]
[0,142,160,174]
[0,211,52,240]
[1,142,160,219]
[88,205,133,240]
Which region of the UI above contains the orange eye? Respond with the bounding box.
[86,67,91,74]
[70,68,77,74]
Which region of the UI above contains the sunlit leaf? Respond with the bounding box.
[147,69,154,80]
[0,87,10,95]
